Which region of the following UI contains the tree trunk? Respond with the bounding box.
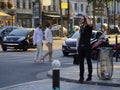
[92,0,96,29]
[105,2,110,34]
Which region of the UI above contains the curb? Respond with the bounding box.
[47,70,120,87]
[53,37,67,40]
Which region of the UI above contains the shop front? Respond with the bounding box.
[0,10,11,26]
[16,13,32,28]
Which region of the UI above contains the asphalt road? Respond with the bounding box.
[0,37,118,88]
[0,40,73,88]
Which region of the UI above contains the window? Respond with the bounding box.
[74,3,77,11]
[43,6,46,11]
[16,0,20,8]
[53,0,56,11]
[97,18,101,23]
[48,6,51,11]
[23,0,26,9]
[29,0,31,9]
[81,4,83,12]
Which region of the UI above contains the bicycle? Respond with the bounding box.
[97,46,113,80]
[96,43,120,80]
[109,43,120,61]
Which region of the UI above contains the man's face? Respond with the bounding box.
[49,24,52,29]
[80,17,85,24]
[39,24,42,28]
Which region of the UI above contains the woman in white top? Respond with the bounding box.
[41,23,53,62]
[33,23,43,63]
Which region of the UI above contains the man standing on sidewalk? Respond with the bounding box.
[41,23,53,62]
[33,23,44,63]
[77,15,93,83]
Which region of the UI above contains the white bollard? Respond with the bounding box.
[52,60,61,90]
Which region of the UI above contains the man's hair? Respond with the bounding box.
[37,23,41,27]
[46,23,51,27]
[82,15,91,25]
[82,15,87,22]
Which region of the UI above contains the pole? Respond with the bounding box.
[36,0,41,23]
[12,15,14,26]
[53,70,60,90]
[114,0,118,62]
[52,60,61,90]
[59,0,63,37]
[116,33,118,62]
[67,0,70,35]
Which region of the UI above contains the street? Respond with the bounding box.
[0,37,119,89]
[0,40,73,88]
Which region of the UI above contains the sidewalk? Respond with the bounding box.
[0,61,120,90]
[48,61,120,87]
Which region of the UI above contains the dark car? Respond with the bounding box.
[1,28,35,51]
[62,30,107,56]
[0,26,19,44]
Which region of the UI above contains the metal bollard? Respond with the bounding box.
[115,33,118,62]
[52,60,61,90]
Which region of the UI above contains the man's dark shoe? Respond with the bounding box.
[78,78,84,83]
[86,77,92,81]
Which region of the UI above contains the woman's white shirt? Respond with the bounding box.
[44,28,53,43]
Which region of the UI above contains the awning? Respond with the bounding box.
[0,10,10,17]
[46,15,60,18]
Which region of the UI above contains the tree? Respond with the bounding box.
[86,0,120,34]
[7,1,14,9]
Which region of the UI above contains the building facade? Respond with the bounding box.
[1,0,120,29]
[12,0,33,27]
[0,0,33,27]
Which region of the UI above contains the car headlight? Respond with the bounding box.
[62,41,67,46]
[18,37,26,41]
[3,37,7,41]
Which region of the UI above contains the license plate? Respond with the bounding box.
[70,47,76,49]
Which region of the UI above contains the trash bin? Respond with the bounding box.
[97,47,113,80]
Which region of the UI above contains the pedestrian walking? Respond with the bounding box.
[41,23,53,62]
[77,15,93,83]
[33,23,44,63]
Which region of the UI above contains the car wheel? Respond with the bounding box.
[0,38,2,44]
[2,46,7,51]
[23,44,28,51]
[63,51,69,56]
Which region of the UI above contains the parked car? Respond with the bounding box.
[109,24,120,34]
[1,28,35,51]
[95,23,108,31]
[73,25,80,32]
[0,26,19,44]
[51,24,67,36]
[62,30,108,56]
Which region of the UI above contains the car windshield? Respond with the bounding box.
[0,26,4,30]
[9,29,29,36]
[71,31,80,39]
[0,27,6,33]
[70,30,101,39]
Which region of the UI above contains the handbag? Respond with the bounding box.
[73,53,79,65]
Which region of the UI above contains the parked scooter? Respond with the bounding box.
[91,31,110,60]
